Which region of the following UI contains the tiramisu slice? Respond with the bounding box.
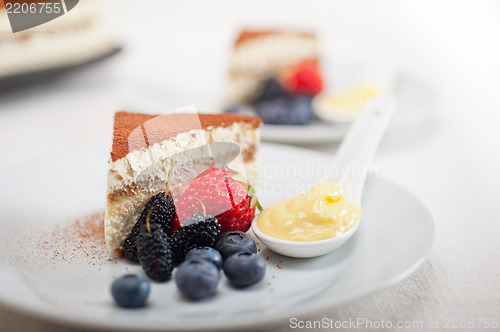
[105,111,262,253]
[225,29,320,106]
[224,29,323,125]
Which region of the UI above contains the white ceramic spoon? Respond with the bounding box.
[252,97,397,258]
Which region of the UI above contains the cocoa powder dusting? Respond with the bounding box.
[38,213,117,265]
[234,30,315,45]
[111,112,262,162]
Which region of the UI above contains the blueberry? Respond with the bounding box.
[111,274,150,308]
[175,259,220,300]
[185,247,223,270]
[252,77,288,104]
[216,231,257,260]
[254,98,290,124]
[223,252,266,288]
[286,95,314,125]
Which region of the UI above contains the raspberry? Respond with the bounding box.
[170,214,221,266]
[123,192,178,262]
[136,223,174,282]
[283,60,323,96]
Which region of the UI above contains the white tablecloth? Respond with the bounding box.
[1,1,499,331]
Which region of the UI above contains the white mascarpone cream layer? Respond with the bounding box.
[107,122,259,193]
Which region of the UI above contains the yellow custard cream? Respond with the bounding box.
[323,85,384,114]
[257,183,362,242]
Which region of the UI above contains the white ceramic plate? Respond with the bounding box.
[119,60,436,145]
[261,74,437,144]
[0,144,434,331]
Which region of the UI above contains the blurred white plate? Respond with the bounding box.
[0,46,121,93]
[0,144,434,330]
[261,74,436,144]
[118,60,436,146]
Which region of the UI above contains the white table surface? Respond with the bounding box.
[1,0,499,331]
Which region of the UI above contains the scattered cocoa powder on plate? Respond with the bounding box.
[38,213,117,265]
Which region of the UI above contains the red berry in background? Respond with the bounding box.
[176,168,261,233]
[283,60,323,96]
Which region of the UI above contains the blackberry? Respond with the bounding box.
[170,213,221,266]
[123,192,177,262]
[136,221,174,282]
[183,213,205,226]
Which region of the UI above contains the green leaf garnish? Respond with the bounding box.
[229,168,264,212]
[232,174,247,184]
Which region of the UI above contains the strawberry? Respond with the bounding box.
[176,168,261,233]
[282,60,323,96]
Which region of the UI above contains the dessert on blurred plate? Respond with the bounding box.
[104,111,262,254]
[224,29,324,125]
[313,84,387,123]
[0,0,114,78]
